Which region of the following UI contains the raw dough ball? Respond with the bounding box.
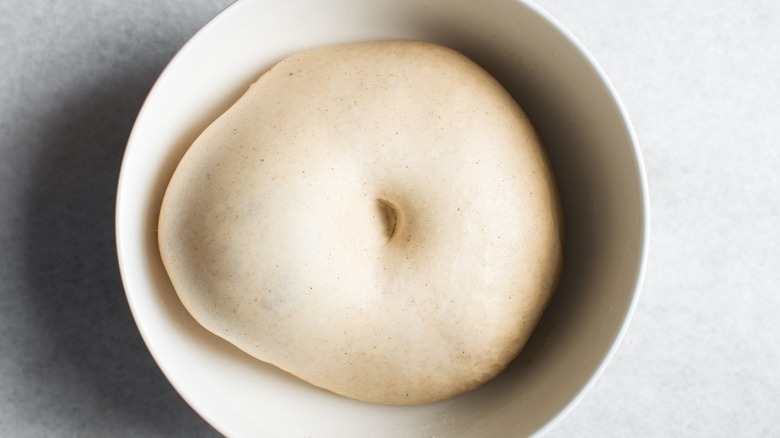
[159,40,562,405]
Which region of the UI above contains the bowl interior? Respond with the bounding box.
[116,0,648,436]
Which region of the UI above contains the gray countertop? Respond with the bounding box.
[2,0,778,436]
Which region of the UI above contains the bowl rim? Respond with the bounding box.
[115,0,650,435]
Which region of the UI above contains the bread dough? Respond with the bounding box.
[158,40,562,405]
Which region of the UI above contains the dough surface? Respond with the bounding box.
[158,40,562,405]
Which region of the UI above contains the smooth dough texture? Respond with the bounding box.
[158,40,562,405]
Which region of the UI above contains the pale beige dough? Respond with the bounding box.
[158,40,562,405]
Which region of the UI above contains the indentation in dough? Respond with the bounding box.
[376,198,398,243]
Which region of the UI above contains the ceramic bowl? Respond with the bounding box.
[116,0,649,436]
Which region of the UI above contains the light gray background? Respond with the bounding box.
[1,0,778,436]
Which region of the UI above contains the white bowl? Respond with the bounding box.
[116,0,649,436]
